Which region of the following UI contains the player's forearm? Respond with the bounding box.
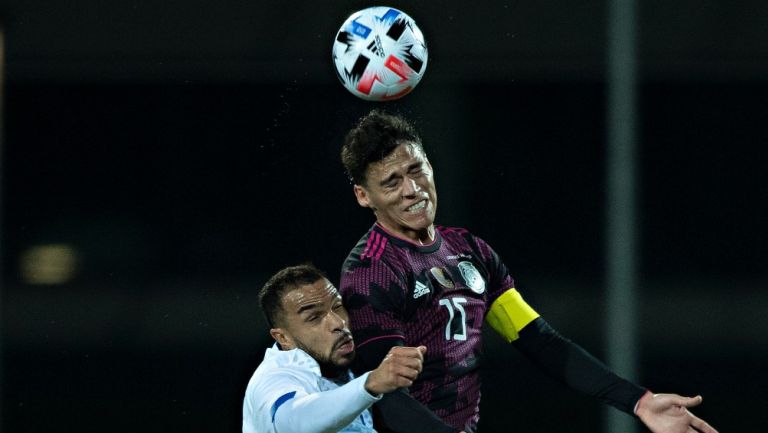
[353,343,460,432]
[513,317,647,414]
[376,389,461,433]
[273,372,381,433]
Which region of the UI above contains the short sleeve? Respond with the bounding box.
[243,370,311,433]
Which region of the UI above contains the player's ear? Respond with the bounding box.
[270,328,295,350]
[353,185,371,209]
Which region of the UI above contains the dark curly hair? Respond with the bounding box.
[259,264,328,328]
[341,110,423,185]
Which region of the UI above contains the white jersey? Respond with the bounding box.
[243,344,381,433]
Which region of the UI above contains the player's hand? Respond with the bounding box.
[635,391,718,433]
[365,345,426,395]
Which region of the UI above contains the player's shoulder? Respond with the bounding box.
[436,224,481,246]
[339,227,410,299]
[435,225,472,237]
[342,225,397,270]
[250,353,317,393]
[437,225,500,259]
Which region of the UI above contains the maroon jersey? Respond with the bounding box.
[340,223,515,431]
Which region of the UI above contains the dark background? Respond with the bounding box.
[1,1,766,432]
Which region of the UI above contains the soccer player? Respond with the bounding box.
[242,264,429,433]
[338,110,718,433]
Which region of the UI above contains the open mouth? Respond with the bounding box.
[405,200,427,213]
[335,336,355,355]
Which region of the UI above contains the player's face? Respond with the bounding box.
[272,279,356,369]
[354,142,437,243]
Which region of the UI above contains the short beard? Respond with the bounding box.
[293,338,353,378]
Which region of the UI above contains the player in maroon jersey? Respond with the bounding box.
[338,110,718,433]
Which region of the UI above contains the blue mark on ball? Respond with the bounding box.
[377,9,401,25]
[348,20,372,39]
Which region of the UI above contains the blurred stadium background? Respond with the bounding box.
[1,1,766,432]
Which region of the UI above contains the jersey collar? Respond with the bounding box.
[373,223,442,253]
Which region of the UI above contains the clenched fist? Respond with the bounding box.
[364,346,427,395]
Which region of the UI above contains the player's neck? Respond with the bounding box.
[375,222,435,246]
[319,363,347,380]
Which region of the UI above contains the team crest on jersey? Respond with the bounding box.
[458,261,485,294]
[430,267,455,289]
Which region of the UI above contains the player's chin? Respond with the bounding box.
[403,216,434,232]
[331,352,356,367]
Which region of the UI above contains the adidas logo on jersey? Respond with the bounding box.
[413,280,430,299]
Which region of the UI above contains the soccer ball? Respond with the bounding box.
[332,7,428,101]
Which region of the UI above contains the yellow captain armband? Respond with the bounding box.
[486,288,540,342]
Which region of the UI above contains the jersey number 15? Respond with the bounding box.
[438,297,468,341]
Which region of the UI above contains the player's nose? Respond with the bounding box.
[327,310,347,331]
[402,177,420,196]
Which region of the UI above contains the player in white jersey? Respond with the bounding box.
[242,264,428,433]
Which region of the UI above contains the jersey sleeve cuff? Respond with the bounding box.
[356,372,384,402]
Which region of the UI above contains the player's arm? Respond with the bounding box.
[253,371,380,433]
[486,288,646,414]
[263,345,431,433]
[353,336,462,433]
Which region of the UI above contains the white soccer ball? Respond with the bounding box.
[332,7,428,101]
